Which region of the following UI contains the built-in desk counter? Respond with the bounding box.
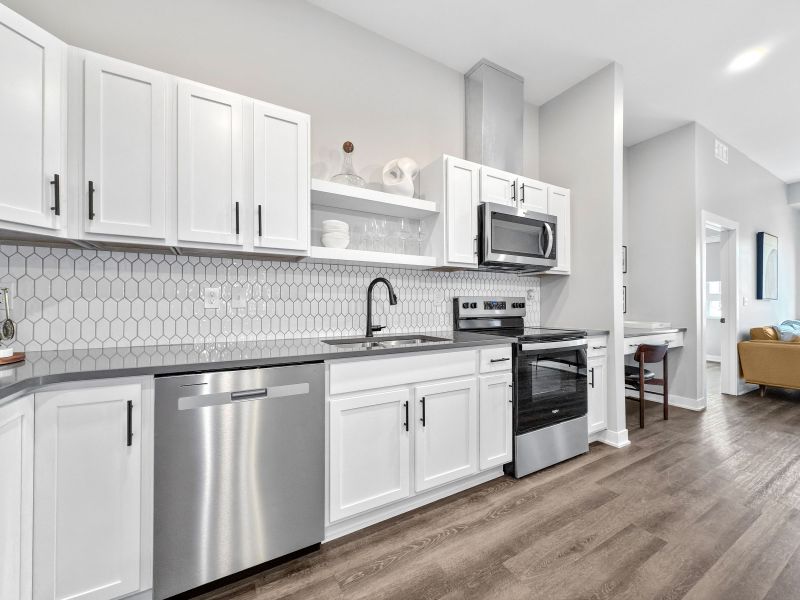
[623,327,687,355]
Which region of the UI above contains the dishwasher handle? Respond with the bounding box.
[178,382,310,410]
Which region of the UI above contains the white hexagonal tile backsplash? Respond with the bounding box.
[0,244,540,352]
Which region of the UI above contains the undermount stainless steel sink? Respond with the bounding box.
[322,334,452,350]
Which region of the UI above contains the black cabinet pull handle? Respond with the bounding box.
[511,179,517,203]
[590,368,595,389]
[88,181,96,220]
[257,204,263,237]
[235,201,240,235]
[420,397,426,427]
[403,400,409,431]
[126,400,133,447]
[520,182,525,204]
[490,357,510,363]
[50,174,60,216]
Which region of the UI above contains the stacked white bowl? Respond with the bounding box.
[321,219,350,249]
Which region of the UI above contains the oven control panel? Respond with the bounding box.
[454,297,526,318]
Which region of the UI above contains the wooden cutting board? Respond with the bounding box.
[0,352,25,365]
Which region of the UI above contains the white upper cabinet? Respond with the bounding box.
[547,185,571,274]
[328,388,411,523]
[479,166,516,207]
[83,53,167,240]
[0,5,64,233]
[414,377,478,492]
[34,383,148,600]
[177,80,243,247]
[0,395,34,600]
[253,101,310,254]
[478,373,513,470]
[517,176,548,214]
[445,157,480,266]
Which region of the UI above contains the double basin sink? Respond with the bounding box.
[322,334,451,351]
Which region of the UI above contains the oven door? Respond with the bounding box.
[514,340,588,435]
[479,202,557,272]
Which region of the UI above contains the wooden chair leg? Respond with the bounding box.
[663,352,669,421]
[639,362,646,428]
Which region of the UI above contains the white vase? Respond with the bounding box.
[381,157,418,197]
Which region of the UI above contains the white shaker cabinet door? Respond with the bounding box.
[445,157,479,266]
[414,377,478,492]
[587,354,608,434]
[0,395,34,600]
[33,383,146,600]
[478,373,513,470]
[479,166,516,207]
[253,101,310,254]
[177,80,243,246]
[83,53,167,240]
[517,176,548,214]
[329,388,411,522]
[547,185,571,274]
[0,5,64,231]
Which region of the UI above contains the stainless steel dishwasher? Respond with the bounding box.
[153,363,324,600]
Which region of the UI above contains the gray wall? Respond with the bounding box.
[626,121,796,400]
[625,123,697,399]
[5,0,540,184]
[539,63,626,440]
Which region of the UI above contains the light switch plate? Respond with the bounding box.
[203,286,221,310]
[231,285,246,309]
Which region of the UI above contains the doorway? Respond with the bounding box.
[700,211,740,400]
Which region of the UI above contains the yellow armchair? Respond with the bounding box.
[738,326,800,395]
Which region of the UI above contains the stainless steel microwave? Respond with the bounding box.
[478,202,557,272]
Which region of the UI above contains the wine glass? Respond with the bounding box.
[416,220,426,255]
[398,218,412,254]
[375,218,389,252]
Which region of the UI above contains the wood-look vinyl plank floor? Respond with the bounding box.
[195,385,800,600]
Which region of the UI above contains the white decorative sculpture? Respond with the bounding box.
[382,157,419,197]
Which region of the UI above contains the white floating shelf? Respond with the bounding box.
[308,246,437,269]
[311,179,438,219]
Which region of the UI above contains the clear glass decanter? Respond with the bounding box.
[331,141,366,188]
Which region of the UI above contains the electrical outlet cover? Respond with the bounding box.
[203,286,221,309]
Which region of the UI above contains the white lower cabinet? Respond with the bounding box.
[328,388,411,522]
[414,378,478,492]
[587,352,608,435]
[0,395,34,600]
[478,373,513,470]
[33,381,153,600]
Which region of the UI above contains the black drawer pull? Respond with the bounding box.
[126,400,133,446]
[235,201,240,235]
[490,357,510,363]
[403,400,409,431]
[50,174,60,215]
[257,204,263,237]
[420,397,426,427]
[590,368,595,389]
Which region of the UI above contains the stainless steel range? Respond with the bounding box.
[454,297,589,478]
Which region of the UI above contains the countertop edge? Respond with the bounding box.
[0,335,515,404]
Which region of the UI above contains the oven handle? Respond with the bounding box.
[520,338,587,351]
[543,222,554,258]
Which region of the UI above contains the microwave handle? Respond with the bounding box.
[543,222,554,258]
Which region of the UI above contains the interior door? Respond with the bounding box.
[414,377,478,491]
[177,80,243,246]
[329,388,411,522]
[480,166,516,206]
[0,395,34,600]
[445,157,479,266]
[479,373,513,469]
[34,384,143,600]
[84,53,167,239]
[0,5,64,231]
[253,100,309,253]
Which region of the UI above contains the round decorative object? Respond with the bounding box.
[342,141,354,153]
[382,157,419,197]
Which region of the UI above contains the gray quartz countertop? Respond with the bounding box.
[0,330,515,403]
[624,327,687,337]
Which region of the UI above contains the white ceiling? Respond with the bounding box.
[309,0,800,182]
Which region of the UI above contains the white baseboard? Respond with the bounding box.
[324,467,504,542]
[590,428,630,448]
[705,355,721,363]
[636,389,706,411]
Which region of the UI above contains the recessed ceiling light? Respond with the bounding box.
[728,47,768,72]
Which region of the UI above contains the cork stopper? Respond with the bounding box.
[342,141,354,153]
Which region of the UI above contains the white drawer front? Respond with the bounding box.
[624,331,684,355]
[329,349,477,396]
[479,346,513,373]
[587,336,608,358]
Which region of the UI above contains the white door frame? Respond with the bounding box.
[699,210,740,399]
